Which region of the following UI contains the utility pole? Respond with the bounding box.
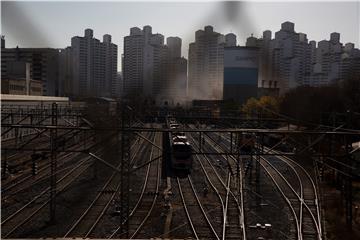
[344,135,353,227]
[50,103,57,223]
[119,105,131,237]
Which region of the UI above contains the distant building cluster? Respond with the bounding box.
[1,21,359,105]
[246,21,360,94]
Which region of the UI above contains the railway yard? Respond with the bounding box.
[1,101,360,240]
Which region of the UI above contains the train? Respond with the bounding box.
[166,117,193,173]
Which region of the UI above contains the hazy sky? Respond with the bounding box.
[2,1,359,69]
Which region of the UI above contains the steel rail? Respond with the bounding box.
[266,147,322,240]
[1,155,92,226]
[260,156,318,240]
[258,150,305,239]
[1,135,110,229]
[63,134,147,237]
[187,133,225,212]
[188,175,220,240]
[1,159,94,238]
[2,142,85,196]
[2,151,80,198]
[192,133,245,239]
[176,177,199,240]
[2,133,120,199]
[217,131,312,239]
[259,159,301,240]
[107,133,157,238]
[200,131,246,239]
[222,172,231,240]
[85,133,154,238]
[129,133,161,239]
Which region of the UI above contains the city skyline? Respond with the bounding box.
[2,1,359,69]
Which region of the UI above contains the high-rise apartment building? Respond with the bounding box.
[310,32,360,86]
[59,47,72,96]
[246,31,276,90]
[103,34,118,98]
[69,29,117,97]
[188,26,233,100]
[245,21,360,94]
[271,22,312,92]
[159,37,187,105]
[123,26,187,104]
[123,27,145,95]
[124,26,166,97]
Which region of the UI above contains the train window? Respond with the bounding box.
[170,124,180,128]
[173,136,187,142]
[173,145,192,159]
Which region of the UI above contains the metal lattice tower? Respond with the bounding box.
[119,105,131,237]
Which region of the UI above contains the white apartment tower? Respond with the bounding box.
[123,26,166,96]
[103,34,118,98]
[188,26,229,100]
[245,22,360,93]
[71,29,117,97]
[123,26,187,104]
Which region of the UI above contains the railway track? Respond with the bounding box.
[1,154,94,238]
[187,134,225,236]
[104,131,161,239]
[260,148,322,240]
[2,131,95,188]
[127,132,161,239]
[62,134,148,238]
[2,144,87,198]
[188,130,245,240]
[1,132,122,238]
[177,175,219,239]
[200,131,246,240]
[215,130,323,239]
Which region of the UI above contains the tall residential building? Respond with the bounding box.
[59,47,73,96]
[310,32,360,86]
[103,34,118,98]
[188,26,231,100]
[272,22,312,92]
[70,29,117,97]
[158,37,187,105]
[245,22,360,93]
[225,33,237,47]
[247,22,310,93]
[123,26,187,104]
[167,37,182,58]
[246,31,275,89]
[1,46,61,96]
[123,27,144,95]
[124,26,165,96]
